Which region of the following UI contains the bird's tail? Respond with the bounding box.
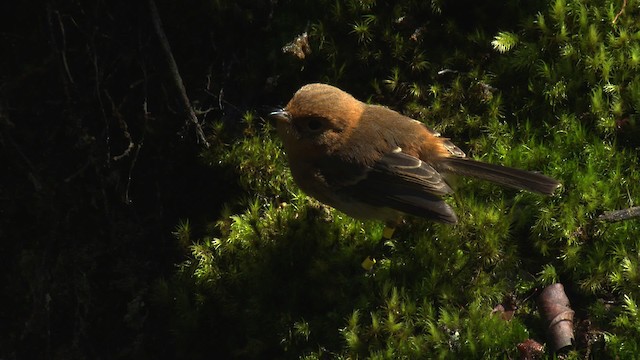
[439,157,561,195]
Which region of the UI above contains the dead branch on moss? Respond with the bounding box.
[598,206,640,222]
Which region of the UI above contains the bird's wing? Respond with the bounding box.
[336,148,458,223]
[370,148,453,195]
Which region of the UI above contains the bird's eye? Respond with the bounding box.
[305,118,323,131]
[292,117,325,137]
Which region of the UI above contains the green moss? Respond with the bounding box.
[161,0,640,358]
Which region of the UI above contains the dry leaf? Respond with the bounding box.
[282,32,311,60]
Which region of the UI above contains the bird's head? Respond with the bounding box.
[270,83,364,153]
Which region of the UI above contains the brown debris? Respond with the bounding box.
[575,319,605,358]
[491,294,517,321]
[537,283,575,353]
[517,338,545,360]
[282,32,311,60]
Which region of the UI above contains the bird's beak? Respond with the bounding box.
[269,108,291,123]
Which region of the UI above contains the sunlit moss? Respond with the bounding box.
[163,0,640,358]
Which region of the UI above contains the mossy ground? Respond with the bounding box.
[163,0,640,358]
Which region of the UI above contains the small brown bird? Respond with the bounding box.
[270,83,560,224]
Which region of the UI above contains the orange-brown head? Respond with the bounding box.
[270,83,365,157]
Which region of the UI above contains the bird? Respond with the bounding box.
[270,83,560,224]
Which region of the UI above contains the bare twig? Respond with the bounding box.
[613,0,627,24]
[1,128,43,192]
[1,103,42,192]
[77,21,114,164]
[51,9,75,85]
[147,0,209,147]
[104,91,135,161]
[124,141,143,204]
[598,206,640,222]
[64,161,91,183]
[46,4,73,99]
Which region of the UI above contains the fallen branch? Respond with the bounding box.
[147,0,209,147]
[598,206,640,222]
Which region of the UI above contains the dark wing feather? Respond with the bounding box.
[339,149,458,223]
[372,150,453,195]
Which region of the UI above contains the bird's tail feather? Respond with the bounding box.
[439,157,561,195]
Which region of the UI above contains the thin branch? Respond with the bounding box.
[598,206,640,222]
[64,161,91,183]
[104,91,135,161]
[46,3,73,99]
[55,11,75,84]
[147,0,209,147]
[1,127,43,192]
[613,0,627,24]
[124,141,143,205]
